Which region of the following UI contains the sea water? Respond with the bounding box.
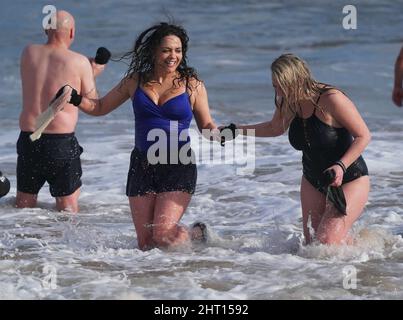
[0,0,403,299]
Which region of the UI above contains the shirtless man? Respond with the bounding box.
[392,46,403,107]
[17,10,105,212]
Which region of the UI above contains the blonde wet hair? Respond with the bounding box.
[271,53,328,119]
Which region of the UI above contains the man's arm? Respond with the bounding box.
[80,57,102,100]
[19,45,34,96]
[393,46,403,107]
[89,57,106,79]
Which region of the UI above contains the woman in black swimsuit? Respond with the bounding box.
[230,53,371,245]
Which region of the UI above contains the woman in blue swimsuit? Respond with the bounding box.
[229,53,371,245]
[64,23,220,250]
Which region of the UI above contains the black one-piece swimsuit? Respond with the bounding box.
[287,91,368,202]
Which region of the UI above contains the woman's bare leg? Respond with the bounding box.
[316,176,370,245]
[152,191,192,249]
[129,194,157,250]
[300,176,326,244]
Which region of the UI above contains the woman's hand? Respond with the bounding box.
[219,123,238,146]
[211,128,222,143]
[325,165,344,187]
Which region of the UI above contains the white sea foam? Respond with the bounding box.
[1,0,403,300]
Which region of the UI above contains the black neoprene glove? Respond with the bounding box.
[95,47,111,65]
[219,123,238,146]
[69,88,82,106]
[54,85,82,107]
[323,169,336,186]
[0,171,10,198]
[322,169,347,215]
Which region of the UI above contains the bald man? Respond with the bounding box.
[393,46,403,107]
[17,10,105,212]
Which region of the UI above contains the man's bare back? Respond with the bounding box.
[19,10,99,134]
[16,10,103,212]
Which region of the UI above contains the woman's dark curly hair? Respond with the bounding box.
[121,22,200,91]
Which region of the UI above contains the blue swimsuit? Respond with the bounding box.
[126,80,197,197]
[132,86,193,153]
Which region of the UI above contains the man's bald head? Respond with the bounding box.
[46,10,75,45]
[55,10,75,32]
